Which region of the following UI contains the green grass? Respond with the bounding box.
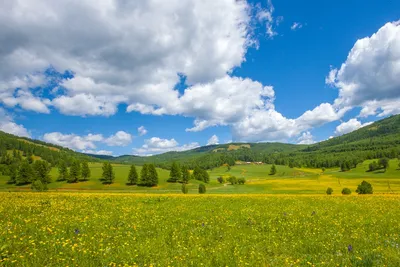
[1,193,400,266]
[1,159,400,194]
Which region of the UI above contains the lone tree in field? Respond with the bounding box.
[81,161,91,181]
[269,164,277,175]
[68,160,81,183]
[326,187,333,195]
[102,162,115,184]
[181,165,190,184]
[181,183,188,194]
[356,180,373,194]
[127,165,138,185]
[58,160,69,181]
[198,184,206,194]
[342,188,351,195]
[168,162,181,183]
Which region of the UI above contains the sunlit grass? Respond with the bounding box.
[1,193,400,266]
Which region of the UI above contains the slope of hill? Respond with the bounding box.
[0,131,97,166]
[1,114,399,171]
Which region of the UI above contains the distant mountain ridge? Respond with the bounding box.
[1,114,399,170]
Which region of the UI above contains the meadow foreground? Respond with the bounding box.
[1,193,400,266]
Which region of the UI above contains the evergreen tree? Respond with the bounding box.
[58,160,69,181]
[181,183,188,194]
[16,160,34,185]
[193,166,202,181]
[168,162,181,182]
[269,164,277,175]
[68,160,81,183]
[7,164,18,184]
[33,160,51,184]
[181,166,190,184]
[128,164,138,185]
[81,161,91,181]
[199,184,206,194]
[102,162,115,184]
[140,164,149,186]
[202,169,210,183]
[378,158,389,170]
[148,164,158,187]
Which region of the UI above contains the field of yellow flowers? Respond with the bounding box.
[1,193,400,266]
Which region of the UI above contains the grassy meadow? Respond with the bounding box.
[1,159,400,194]
[1,193,400,266]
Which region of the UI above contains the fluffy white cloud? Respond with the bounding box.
[207,135,219,145]
[297,131,315,145]
[0,0,253,117]
[232,103,345,142]
[133,137,199,155]
[334,118,373,136]
[104,131,132,147]
[0,108,30,137]
[43,132,101,150]
[328,21,400,117]
[138,126,148,136]
[290,22,303,31]
[82,150,113,156]
[43,130,132,150]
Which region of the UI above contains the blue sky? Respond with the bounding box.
[0,0,399,156]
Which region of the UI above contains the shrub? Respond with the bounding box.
[356,180,373,194]
[181,183,188,194]
[326,187,333,195]
[342,188,351,195]
[238,178,246,185]
[31,180,48,192]
[227,176,238,185]
[217,176,225,184]
[198,184,206,194]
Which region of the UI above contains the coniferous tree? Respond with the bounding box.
[7,164,18,184]
[181,165,190,184]
[16,160,34,185]
[128,164,138,185]
[58,160,69,181]
[33,160,51,184]
[68,160,81,183]
[140,164,149,186]
[102,162,114,184]
[269,164,277,175]
[81,161,91,181]
[168,162,181,182]
[148,164,158,187]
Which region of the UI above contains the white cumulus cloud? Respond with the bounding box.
[334,118,373,136]
[0,108,31,137]
[207,135,219,145]
[297,131,315,144]
[104,131,132,147]
[133,137,199,156]
[329,21,400,117]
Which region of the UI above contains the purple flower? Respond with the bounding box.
[74,228,80,234]
[347,244,353,252]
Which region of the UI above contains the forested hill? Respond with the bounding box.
[0,131,97,167]
[1,114,400,171]
[106,114,400,169]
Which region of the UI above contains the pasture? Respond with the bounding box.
[1,193,400,266]
[0,159,399,194]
